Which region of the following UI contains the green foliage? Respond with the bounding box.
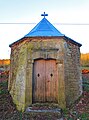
[83,83,89,91]
[82,70,89,91]
[63,109,89,119]
[0,89,8,95]
[0,81,8,86]
[19,111,23,120]
[63,108,69,114]
[78,113,89,119]
[0,81,8,95]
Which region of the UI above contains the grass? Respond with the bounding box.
[63,110,89,119]
[0,81,8,95]
[83,83,89,91]
[81,66,89,70]
[78,113,89,119]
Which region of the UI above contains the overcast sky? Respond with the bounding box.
[0,0,89,59]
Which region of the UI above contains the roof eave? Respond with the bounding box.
[9,37,24,47]
[9,36,64,47]
[64,36,82,47]
[9,35,82,48]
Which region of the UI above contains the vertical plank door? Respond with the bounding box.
[33,59,58,103]
[33,59,46,102]
[46,60,58,102]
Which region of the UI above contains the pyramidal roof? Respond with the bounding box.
[9,12,82,47]
[25,13,64,37]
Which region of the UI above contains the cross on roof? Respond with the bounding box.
[41,12,48,18]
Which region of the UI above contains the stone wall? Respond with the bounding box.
[25,37,66,109]
[9,37,82,111]
[9,37,66,111]
[64,41,82,106]
[8,41,28,111]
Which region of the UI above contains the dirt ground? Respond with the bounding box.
[0,73,89,119]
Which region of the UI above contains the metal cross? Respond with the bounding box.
[41,12,48,18]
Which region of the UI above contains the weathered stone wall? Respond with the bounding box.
[64,41,82,106]
[8,41,28,111]
[25,37,66,109]
[9,37,82,111]
[9,37,66,110]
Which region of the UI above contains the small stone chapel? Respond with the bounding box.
[8,12,82,111]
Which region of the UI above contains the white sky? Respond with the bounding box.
[0,0,89,59]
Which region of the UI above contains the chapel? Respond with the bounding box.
[8,12,82,111]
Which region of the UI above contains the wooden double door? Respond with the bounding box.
[33,59,58,103]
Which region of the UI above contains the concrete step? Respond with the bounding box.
[25,104,63,120]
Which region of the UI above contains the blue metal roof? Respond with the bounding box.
[9,13,82,47]
[24,17,64,37]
